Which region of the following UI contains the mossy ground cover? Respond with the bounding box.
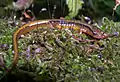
[0,18,120,82]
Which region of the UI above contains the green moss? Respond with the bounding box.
[0,19,17,76]
[0,18,120,82]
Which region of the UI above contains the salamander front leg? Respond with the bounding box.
[48,21,54,28]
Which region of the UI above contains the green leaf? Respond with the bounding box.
[66,0,84,18]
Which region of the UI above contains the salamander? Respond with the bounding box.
[11,19,117,71]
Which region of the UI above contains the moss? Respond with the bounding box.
[0,18,120,81]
